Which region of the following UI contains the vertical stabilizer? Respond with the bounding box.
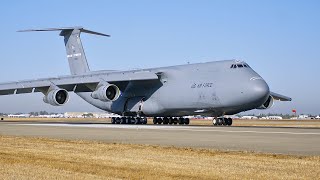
[60,29,90,75]
[18,27,110,75]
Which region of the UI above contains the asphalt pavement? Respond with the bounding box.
[0,121,319,156]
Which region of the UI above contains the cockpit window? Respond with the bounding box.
[230,63,251,69]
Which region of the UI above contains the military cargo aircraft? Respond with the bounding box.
[0,27,291,126]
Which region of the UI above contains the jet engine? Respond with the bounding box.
[256,95,274,109]
[91,84,120,102]
[43,89,69,106]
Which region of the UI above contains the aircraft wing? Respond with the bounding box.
[0,71,159,95]
[270,92,292,101]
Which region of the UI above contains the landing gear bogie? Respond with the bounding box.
[151,117,190,126]
[111,116,147,125]
[213,117,233,126]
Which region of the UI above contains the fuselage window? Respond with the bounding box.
[244,64,248,67]
[237,64,244,68]
[231,65,234,68]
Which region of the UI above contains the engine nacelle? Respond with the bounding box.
[43,89,69,106]
[91,84,121,102]
[257,95,274,109]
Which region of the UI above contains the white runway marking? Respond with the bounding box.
[12,123,320,135]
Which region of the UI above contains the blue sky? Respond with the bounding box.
[0,0,319,115]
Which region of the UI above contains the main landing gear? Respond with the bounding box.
[213,117,233,126]
[153,117,190,125]
[111,117,148,124]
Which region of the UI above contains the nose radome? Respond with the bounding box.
[251,80,270,100]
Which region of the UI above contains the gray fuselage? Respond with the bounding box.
[77,60,270,117]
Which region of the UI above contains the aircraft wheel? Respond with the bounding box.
[163,117,169,124]
[132,117,137,124]
[173,118,178,125]
[222,118,227,126]
[213,119,218,126]
[169,118,173,125]
[135,117,140,124]
[227,118,233,126]
[153,117,158,124]
[184,118,190,125]
[157,118,163,125]
[125,117,131,124]
[142,117,148,124]
[111,117,116,124]
[116,117,121,124]
[179,118,184,125]
[217,118,223,126]
[120,117,126,124]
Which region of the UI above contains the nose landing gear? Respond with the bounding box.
[213,117,232,126]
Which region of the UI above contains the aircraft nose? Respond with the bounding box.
[251,79,270,101]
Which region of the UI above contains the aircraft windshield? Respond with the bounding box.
[230,63,250,69]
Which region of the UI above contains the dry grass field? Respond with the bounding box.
[0,135,319,180]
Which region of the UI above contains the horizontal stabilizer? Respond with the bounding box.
[18,26,110,75]
[17,27,110,37]
[270,92,292,101]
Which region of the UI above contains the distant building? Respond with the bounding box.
[265,116,283,120]
[240,116,258,120]
[298,115,310,120]
[36,114,64,118]
[8,114,30,118]
[64,112,119,118]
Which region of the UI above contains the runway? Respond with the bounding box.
[1,121,319,156]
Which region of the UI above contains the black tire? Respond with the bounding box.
[173,118,178,125]
[157,118,163,125]
[184,118,190,125]
[227,118,233,126]
[126,117,131,124]
[142,117,147,124]
[213,119,218,126]
[218,118,223,126]
[120,117,126,124]
[179,118,184,125]
[111,117,116,124]
[116,117,121,124]
[133,117,138,124]
[169,118,173,125]
[153,117,158,124]
[222,118,227,126]
[163,117,169,124]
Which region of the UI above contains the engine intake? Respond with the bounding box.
[43,89,69,106]
[257,95,274,109]
[91,84,120,102]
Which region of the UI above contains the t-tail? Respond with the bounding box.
[18,27,110,75]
